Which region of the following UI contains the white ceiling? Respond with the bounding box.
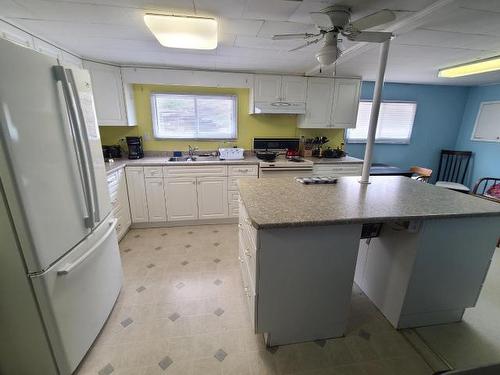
[3,0,500,85]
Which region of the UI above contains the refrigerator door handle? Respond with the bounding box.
[53,66,94,229]
[66,68,101,224]
[57,218,117,275]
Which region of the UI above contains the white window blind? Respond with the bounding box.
[472,101,500,142]
[151,93,237,139]
[346,101,417,144]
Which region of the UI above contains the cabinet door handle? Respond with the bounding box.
[238,256,244,263]
[245,249,251,258]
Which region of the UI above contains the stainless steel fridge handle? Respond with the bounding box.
[53,66,94,229]
[66,69,100,224]
[57,218,117,275]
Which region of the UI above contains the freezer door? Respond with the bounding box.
[31,215,123,375]
[69,67,111,227]
[0,39,92,272]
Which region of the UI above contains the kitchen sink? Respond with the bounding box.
[168,155,218,162]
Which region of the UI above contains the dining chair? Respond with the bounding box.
[410,166,433,183]
[435,150,473,192]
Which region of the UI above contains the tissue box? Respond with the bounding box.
[219,148,244,160]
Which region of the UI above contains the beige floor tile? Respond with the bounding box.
[76,224,434,375]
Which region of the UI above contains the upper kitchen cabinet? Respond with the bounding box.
[250,74,307,114]
[83,60,136,126]
[298,77,361,129]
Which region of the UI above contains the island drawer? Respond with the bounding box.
[239,229,256,283]
[144,166,163,178]
[238,241,256,332]
[229,165,258,176]
[228,175,258,191]
[239,201,257,250]
[163,165,227,178]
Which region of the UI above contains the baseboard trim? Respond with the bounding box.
[130,218,238,229]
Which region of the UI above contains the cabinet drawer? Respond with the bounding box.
[313,164,362,176]
[110,193,121,212]
[229,203,239,218]
[239,201,257,250]
[228,190,240,204]
[144,167,163,178]
[163,165,227,178]
[228,175,258,191]
[229,165,258,176]
[239,227,256,283]
[238,242,256,332]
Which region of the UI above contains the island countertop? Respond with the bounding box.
[238,176,500,229]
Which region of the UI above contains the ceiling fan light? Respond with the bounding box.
[439,55,500,78]
[144,14,218,50]
[315,44,339,66]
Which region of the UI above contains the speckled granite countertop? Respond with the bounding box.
[105,156,261,174]
[104,155,363,174]
[238,176,500,229]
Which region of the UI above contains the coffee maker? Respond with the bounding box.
[126,136,144,159]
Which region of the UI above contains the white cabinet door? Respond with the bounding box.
[254,75,282,102]
[164,178,198,221]
[125,167,149,223]
[331,78,361,128]
[282,76,307,103]
[298,77,334,128]
[197,177,228,219]
[83,61,128,126]
[145,178,167,222]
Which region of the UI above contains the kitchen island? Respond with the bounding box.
[237,176,500,346]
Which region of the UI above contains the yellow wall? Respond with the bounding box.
[99,84,344,151]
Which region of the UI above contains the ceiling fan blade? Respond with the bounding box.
[350,9,396,31]
[289,35,324,52]
[346,31,392,43]
[272,33,320,40]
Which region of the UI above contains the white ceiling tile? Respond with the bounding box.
[242,0,302,21]
[194,0,246,18]
[257,20,316,37]
[422,7,500,37]
[0,0,33,18]
[234,35,298,50]
[218,18,263,36]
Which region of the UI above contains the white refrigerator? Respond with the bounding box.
[0,39,123,375]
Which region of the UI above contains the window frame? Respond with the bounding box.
[150,92,238,140]
[346,100,417,145]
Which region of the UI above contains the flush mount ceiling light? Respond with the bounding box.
[439,55,500,78]
[144,13,217,50]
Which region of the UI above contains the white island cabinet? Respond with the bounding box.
[106,168,131,240]
[237,176,500,346]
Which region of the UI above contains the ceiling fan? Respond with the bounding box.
[272,6,396,66]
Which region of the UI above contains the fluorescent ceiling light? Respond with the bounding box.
[144,14,217,50]
[439,55,500,78]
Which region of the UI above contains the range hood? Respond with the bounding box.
[253,101,306,114]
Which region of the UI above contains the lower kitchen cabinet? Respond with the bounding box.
[107,168,131,240]
[164,177,198,221]
[197,177,228,219]
[125,167,149,223]
[145,177,167,222]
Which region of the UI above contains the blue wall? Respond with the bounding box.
[454,84,500,187]
[346,82,469,176]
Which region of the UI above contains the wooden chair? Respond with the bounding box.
[410,166,432,183]
[435,150,473,192]
[471,177,500,248]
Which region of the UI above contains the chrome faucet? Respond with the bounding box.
[188,145,198,157]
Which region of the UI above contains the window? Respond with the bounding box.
[151,93,237,139]
[346,101,417,144]
[471,101,500,142]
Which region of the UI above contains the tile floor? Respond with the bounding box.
[76,224,433,375]
[415,247,500,370]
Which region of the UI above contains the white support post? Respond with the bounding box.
[359,39,391,184]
